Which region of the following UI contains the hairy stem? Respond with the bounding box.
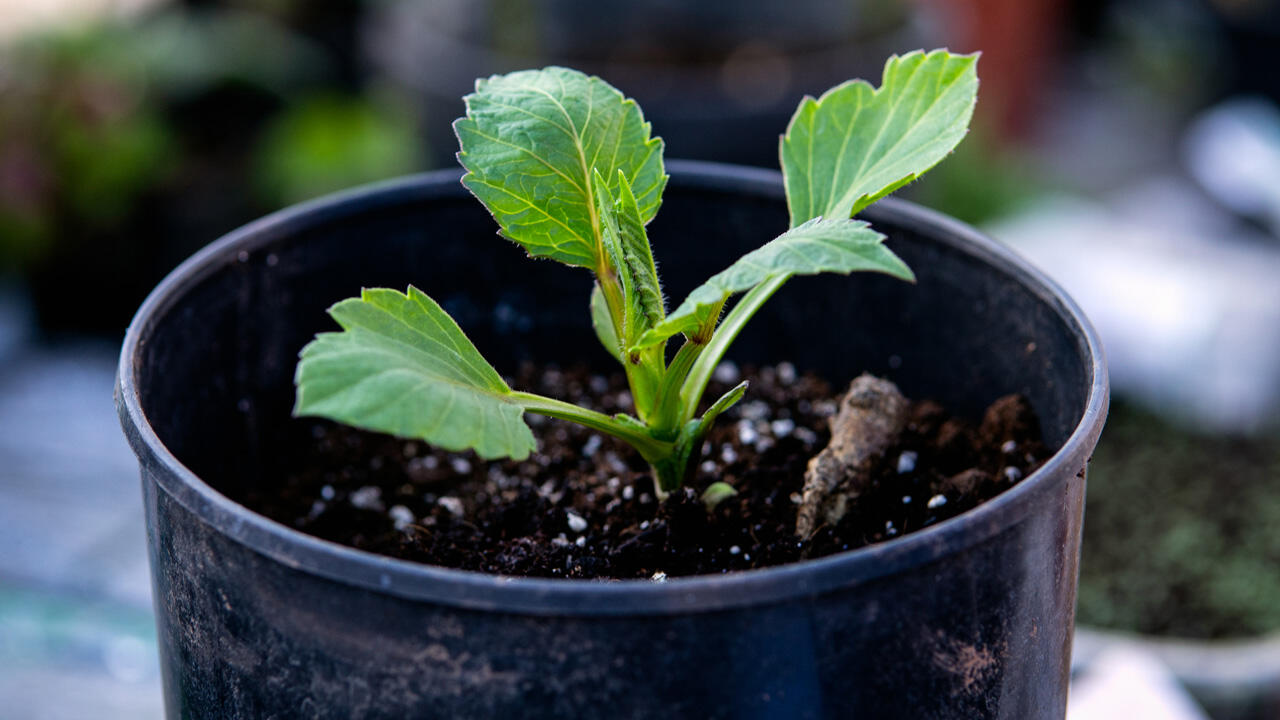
[650,338,704,436]
[511,391,672,460]
[679,275,790,424]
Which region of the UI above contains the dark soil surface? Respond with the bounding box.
[1077,400,1280,639]
[241,364,1046,580]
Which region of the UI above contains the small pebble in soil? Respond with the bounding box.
[729,545,741,555]
[320,484,335,501]
[575,535,586,547]
[771,418,796,437]
[740,401,770,421]
[622,486,634,501]
[651,571,668,582]
[737,421,758,445]
[582,434,602,457]
[605,452,628,475]
[777,362,797,385]
[437,496,464,517]
[1003,466,1023,482]
[720,445,738,463]
[349,486,383,510]
[713,361,740,384]
[896,450,918,474]
[927,494,947,509]
[700,460,716,473]
[450,457,472,475]
[1001,439,1018,454]
[902,495,912,504]
[566,511,588,533]
[388,504,414,530]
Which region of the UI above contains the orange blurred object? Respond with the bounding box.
[916,0,1066,139]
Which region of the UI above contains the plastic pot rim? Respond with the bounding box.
[116,159,1109,617]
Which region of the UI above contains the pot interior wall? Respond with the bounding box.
[136,174,1087,502]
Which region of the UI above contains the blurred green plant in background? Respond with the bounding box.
[1078,401,1280,639]
[0,25,175,271]
[0,6,427,333]
[253,92,423,207]
[902,127,1045,226]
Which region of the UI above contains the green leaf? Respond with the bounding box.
[697,381,748,432]
[781,49,978,227]
[294,286,536,460]
[454,66,667,269]
[589,283,622,363]
[633,218,912,348]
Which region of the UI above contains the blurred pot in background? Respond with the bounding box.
[363,0,934,169]
[1072,401,1280,720]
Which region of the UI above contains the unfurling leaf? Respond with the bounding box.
[294,287,536,460]
[633,218,913,349]
[781,50,978,227]
[454,67,667,269]
[612,169,665,330]
[592,169,666,347]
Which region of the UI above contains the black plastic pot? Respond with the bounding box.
[117,162,1108,719]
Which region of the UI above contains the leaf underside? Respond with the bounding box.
[454,66,667,269]
[294,286,536,460]
[633,217,913,348]
[781,49,979,227]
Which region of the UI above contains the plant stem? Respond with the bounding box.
[510,391,672,461]
[678,274,790,424]
[649,455,686,500]
[650,338,704,436]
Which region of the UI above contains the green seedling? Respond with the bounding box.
[294,50,978,499]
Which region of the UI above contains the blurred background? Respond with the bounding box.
[1,1,1278,718]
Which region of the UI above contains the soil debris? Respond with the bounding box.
[797,374,909,538]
